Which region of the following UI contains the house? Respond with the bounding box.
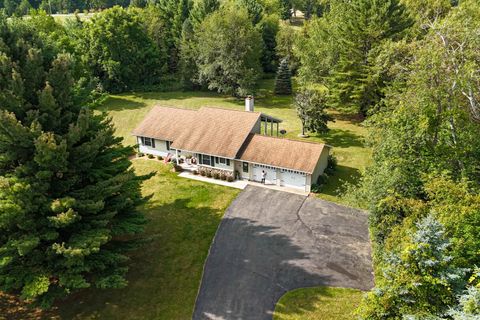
[132,97,331,192]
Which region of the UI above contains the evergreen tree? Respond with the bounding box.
[157,0,190,73]
[259,13,279,73]
[359,216,467,319]
[326,0,412,115]
[279,0,291,20]
[189,0,219,26]
[0,16,149,307]
[274,58,292,95]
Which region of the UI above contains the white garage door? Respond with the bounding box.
[252,164,277,185]
[280,169,307,190]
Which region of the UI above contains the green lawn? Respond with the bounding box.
[55,160,240,319]
[99,78,370,205]
[273,286,364,320]
[1,80,370,318]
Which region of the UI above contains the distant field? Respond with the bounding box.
[99,78,371,205]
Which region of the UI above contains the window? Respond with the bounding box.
[166,141,171,150]
[200,154,211,166]
[226,159,230,166]
[141,137,155,148]
[243,162,249,173]
[219,158,225,164]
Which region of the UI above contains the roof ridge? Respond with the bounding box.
[152,105,198,112]
[199,106,261,115]
[251,133,326,147]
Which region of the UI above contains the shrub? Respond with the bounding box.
[213,172,220,179]
[310,183,321,193]
[147,154,154,159]
[157,156,163,161]
[220,172,227,180]
[316,173,329,186]
[326,154,337,175]
[227,175,234,182]
[206,170,213,178]
[193,170,199,175]
[200,169,206,176]
[137,152,145,157]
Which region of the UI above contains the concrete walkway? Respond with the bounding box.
[193,186,373,320]
[178,172,248,189]
[178,171,308,195]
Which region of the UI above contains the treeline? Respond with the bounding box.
[324,0,480,318]
[3,0,309,96]
[0,0,299,308]
[0,0,326,22]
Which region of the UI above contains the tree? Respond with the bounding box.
[80,6,162,92]
[295,88,333,136]
[156,0,190,73]
[236,0,264,25]
[195,3,263,96]
[358,216,467,319]
[0,16,149,307]
[326,0,412,115]
[274,58,292,94]
[279,0,291,20]
[189,0,219,26]
[259,13,280,73]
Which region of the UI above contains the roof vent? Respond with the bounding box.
[245,95,254,112]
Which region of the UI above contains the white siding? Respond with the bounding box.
[137,137,172,157]
[311,147,331,185]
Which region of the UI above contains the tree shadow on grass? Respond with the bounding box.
[0,292,54,320]
[97,96,148,111]
[54,197,229,320]
[320,165,362,199]
[321,129,365,148]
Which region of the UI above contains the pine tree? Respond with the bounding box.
[327,0,412,115]
[0,16,149,308]
[274,58,292,95]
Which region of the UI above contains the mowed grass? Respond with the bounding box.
[273,286,364,320]
[99,78,371,205]
[55,160,240,319]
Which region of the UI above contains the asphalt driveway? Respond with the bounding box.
[193,186,374,320]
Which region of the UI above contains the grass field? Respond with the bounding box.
[0,79,370,319]
[273,286,364,320]
[99,79,370,205]
[55,160,240,319]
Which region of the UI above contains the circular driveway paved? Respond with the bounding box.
[193,186,374,320]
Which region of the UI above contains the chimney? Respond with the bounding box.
[245,95,254,112]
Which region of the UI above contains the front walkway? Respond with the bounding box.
[178,171,309,195]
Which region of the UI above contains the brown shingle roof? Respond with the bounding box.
[238,134,328,173]
[132,106,261,158]
[131,106,197,141]
[171,107,261,158]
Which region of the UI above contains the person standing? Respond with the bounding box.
[261,170,266,184]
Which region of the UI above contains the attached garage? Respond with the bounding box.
[238,134,331,193]
[280,169,307,190]
[252,164,277,185]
